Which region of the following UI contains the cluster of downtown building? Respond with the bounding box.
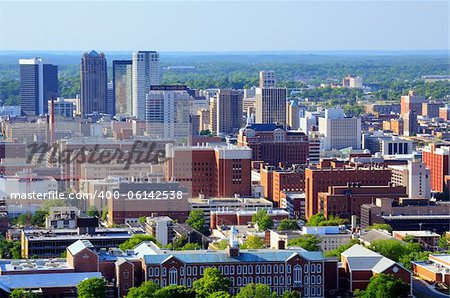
[0,51,448,297]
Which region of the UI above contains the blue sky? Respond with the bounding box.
[0,0,448,51]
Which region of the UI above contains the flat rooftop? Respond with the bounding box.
[0,258,71,272]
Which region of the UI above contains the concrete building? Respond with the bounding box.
[80,51,108,115]
[132,51,160,120]
[113,60,133,117]
[342,75,363,88]
[45,207,81,229]
[49,97,74,118]
[259,70,276,88]
[389,160,431,199]
[197,108,210,132]
[209,89,243,135]
[255,87,287,125]
[439,106,450,120]
[0,169,58,199]
[380,137,413,155]
[365,103,400,115]
[318,109,361,150]
[144,216,174,246]
[286,100,300,130]
[422,102,444,118]
[393,230,440,251]
[146,85,192,142]
[400,90,425,115]
[19,58,58,116]
[238,123,309,168]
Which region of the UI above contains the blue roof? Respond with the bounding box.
[67,239,93,255]
[88,50,100,57]
[144,249,324,265]
[0,272,102,292]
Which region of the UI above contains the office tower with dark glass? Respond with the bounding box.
[132,51,160,120]
[80,50,108,115]
[113,60,133,117]
[19,58,58,116]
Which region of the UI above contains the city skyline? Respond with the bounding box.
[0,1,448,52]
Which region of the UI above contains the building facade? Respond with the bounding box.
[113,60,133,116]
[80,51,108,115]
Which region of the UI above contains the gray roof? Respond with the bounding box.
[144,249,324,265]
[341,245,396,273]
[360,229,397,244]
[0,272,102,293]
[67,239,94,255]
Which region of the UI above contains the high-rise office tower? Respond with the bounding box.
[210,89,243,135]
[145,85,191,141]
[287,99,300,130]
[132,51,160,120]
[259,70,276,88]
[400,90,425,115]
[19,58,58,116]
[80,51,108,115]
[112,60,133,117]
[318,108,361,150]
[107,81,114,115]
[255,70,287,125]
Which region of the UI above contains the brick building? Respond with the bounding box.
[412,254,450,288]
[210,209,289,229]
[237,123,309,167]
[305,165,392,219]
[260,164,305,206]
[400,90,425,115]
[317,184,407,219]
[165,144,252,198]
[422,143,450,192]
[340,244,412,295]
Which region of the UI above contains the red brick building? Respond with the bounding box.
[318,184,407,219]
[260,164,305,206]
[422,144,450,192]
[412,254,450,288]
[340,244,412,295]
[305,165,392,219]
[165,144,252,198]
[210,209,289,229]
[238,123,309,167]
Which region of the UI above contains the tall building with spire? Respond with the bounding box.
[80,50,108,115]
[132,51,160,120]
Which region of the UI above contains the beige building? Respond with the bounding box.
[208,90,243,135]
[197,109,210,132]
[259,70,276,88]
[286,100,300,130]
[255,88,287,125]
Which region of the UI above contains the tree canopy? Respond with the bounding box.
[288,235,321,251]
[251,209,274,231]
[277,219,300,231]
[119,234,159,251]
[235,283,276,298]
[306,213,347,226]
[77,277,106,298]
[186,210,208,234]
[240,235,265,249]
[193,267,231,298]
[354,274,410,298]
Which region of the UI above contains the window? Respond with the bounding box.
[169,268,178,285]
[287,276,291,285]
[311,275,316,284]
[274,264,278,274]
[237,266,241,274]
[248,265,253,274]
[200,266,204,275]
[230,266,234,275]
[237,277,242,286]
[280,265,284,274]
[304,275,309,284]
[219,266,223,273]
[256,276,260,283]
[243,266,247,274]
[162,279,166,287]
[180,267,184,276]
[317,287,322,296]
[224,266,229,275]
[294,265,302,285]
[149,267,153,277]
[248,277,253,283]
[187,278,191,287]
[304,264,309,273]
[274,276,278,285]
[311,264,316,273]
[304,287,308,296]
[243,277,247,285]
[256,265,260,273]
[124,271,129,279]
[230,277,235,286]
[155,268,159,276]
[261,265,266,274]
[287,265,291,273]
[262,276,266,284]
[311,287,316,296]
[187,267,191,276]
[193,267,197,276]
[317,264,322,273]
[279,276,284,285]
[162,268,167,276]
[317,275,322,284]
[267,265,271,274]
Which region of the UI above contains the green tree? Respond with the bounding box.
[306,213,347,226]
[193,267,231,298]
[212,239,229,250]
[355,274,410,298]
[186,210,208,234]
[208,291,232,298]
[126,281,160,298]
[153,285,196,298]
[86,206,99,217]
[369,239,407,262]
[439,235,450,250]
[10,289,41,298]
[277,219,300,231]
[16,213,28,227]
[138,216,147,224]
[77,277,106,298]
[282,291,301,298]
[179,242,201,250]
[251,209,274,231]
[288,235,321,251]
[119,234,159,251]
[31,210,48,226]
[324,239,360,258]
[235,283,276,298]
[399,250,430,270]
[0,236,21,259]
[240,235,265,249]
[366,223,393,233]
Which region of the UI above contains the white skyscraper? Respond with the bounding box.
[318,108,361,150]
[132,51,160,120]
[146,85,192,142]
